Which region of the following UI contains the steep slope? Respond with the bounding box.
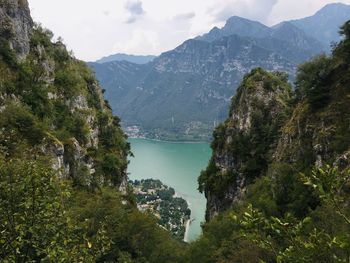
[201,21,350,221]
[185,22,350,263]
[0,0,33,59]
[198,69,292,220]
[271,21,324,52]
[290,3,350,49]
[0,1,189,262]
[0,0,130,189]
[95,53,156,64]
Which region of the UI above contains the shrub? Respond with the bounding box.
[295,55,332,109]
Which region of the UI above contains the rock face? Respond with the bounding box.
[202,32,350,220]
[199,69,292,220]
[0,0,33,59]
[0,0,129,190]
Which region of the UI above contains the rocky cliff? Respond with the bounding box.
[0,0,33,59]
[0,0,129,190]
[201,22,350,220]
[199,68,292,220]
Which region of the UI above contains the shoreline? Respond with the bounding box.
[128,136,211,144]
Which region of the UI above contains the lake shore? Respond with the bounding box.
[128,136,211,144]
[128,138,210,241]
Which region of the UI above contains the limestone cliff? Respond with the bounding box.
[0,0,129,190]
[0,0,33,59]
[199,68,292,220]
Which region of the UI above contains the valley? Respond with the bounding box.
[1,0,350,262]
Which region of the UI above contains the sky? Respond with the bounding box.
[28,0,350,61]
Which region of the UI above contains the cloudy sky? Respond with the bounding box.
[28,0,350,61]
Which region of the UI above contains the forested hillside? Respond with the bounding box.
[0,1,185,261]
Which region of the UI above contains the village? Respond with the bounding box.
[130,179,191,240]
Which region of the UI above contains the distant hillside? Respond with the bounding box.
[198,16,324,53]
[91,3,350,141]
[197,16,272,41]
[96,53,156,64]
[91,33,318,141]
[290,3,350,49]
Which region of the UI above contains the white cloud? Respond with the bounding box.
[207,0,277,24]
[28,0,350,61]
[112,29,160,55]
[125,0,145,23]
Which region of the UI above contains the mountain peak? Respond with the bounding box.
[223,15,270,36]
[225,15,265,25]
[197,15,271,41]
[290,2,350,48]
[318,2,350,12]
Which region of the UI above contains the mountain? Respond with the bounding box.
[199,68,293,220]
[95,53,156,64]
[198,16,324,52]
[91,4,350,141]
[91,32,317,141]
[290,3,350,49]
[91,10,340,140]
[197,16,272,41]
[91,4,350,142]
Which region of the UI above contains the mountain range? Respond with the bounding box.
[91,3,350,141]
[95,53,156,64]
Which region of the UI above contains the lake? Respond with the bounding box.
[128,138,212,241]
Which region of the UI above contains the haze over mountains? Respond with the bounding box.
[95,53,156,64]
[91,3,350,141]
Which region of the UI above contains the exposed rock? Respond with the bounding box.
[201,69,292,220]
[0,0,129,190]
[41,135,67,177]
[0,0,33,59]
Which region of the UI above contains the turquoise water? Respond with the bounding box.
[127,138,211,241]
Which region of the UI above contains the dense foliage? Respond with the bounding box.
[0,16,184,262]
[186,166,350,263]
[0,157,186,262]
